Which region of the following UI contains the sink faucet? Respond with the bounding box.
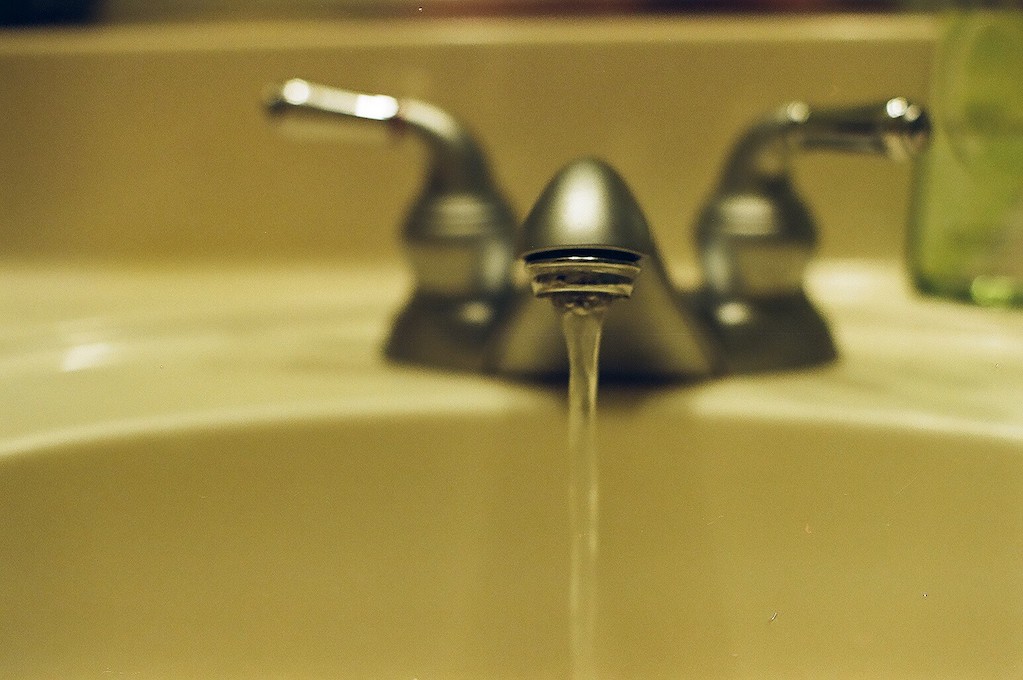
[265,83,928,382]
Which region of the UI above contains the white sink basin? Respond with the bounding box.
[1,260,1022,679]
[3,410,1023,679]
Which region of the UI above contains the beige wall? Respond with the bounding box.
[0,15,936,266]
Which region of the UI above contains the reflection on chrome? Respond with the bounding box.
[270,78,400,122]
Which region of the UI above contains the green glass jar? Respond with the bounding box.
[909,2,1023,306]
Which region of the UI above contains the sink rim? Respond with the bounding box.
[1,258,1022,457]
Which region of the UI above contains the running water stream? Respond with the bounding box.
[555,294,612,680]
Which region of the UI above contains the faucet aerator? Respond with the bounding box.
[524,250,641,302]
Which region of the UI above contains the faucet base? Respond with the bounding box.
[697,290,837,374]
[385,290,516,372]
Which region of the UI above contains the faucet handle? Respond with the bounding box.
[720,97,929,188]
[265,79,517,371]
[699,97,930,300]
[786,97,930,162]
[695,97,930,372]
[267,79,498,194]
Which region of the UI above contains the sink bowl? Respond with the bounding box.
[1,261,1022,679]
[3,407,1022,679]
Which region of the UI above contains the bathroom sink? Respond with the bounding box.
[3,406,1022,679]
[1,261,1022,679]
[7,14,1018,678]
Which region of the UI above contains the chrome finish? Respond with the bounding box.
[695,97,930,372]
[266,79,516,371]
[488,158,722,381]
[265,84,928,382]
[525,256,641,300]
[516,155,655,260]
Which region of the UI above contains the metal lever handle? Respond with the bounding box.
[723,97,930,187]
[790,97,930,160]
[264,78,517,372]
[695,97,930,373]
[266,78,492,194]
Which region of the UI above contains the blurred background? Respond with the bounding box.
[0,0,915,27]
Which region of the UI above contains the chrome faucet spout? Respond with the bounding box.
[487,157,722,381]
